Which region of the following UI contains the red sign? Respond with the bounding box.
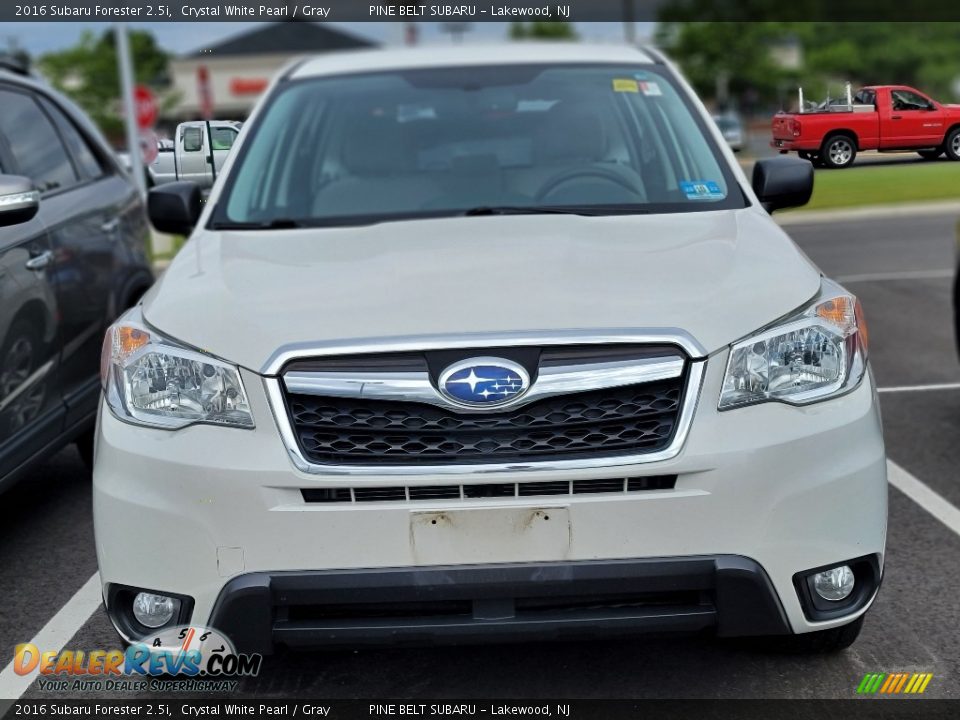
[134,85,157,131]
[197,65,214,120]
[229,77,269,96]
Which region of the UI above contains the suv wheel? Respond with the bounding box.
[76,427,95,472]
[821,135,857,169]
[754,615,865,654]
[945,128,960,161]
[0,321,44,434]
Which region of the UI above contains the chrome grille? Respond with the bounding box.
[284,377,685,466]
[270,339,701,472]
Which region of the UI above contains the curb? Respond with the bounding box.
[776,200,960,226]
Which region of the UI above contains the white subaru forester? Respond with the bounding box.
[94,44,886,654]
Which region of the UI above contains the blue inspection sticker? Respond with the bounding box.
[680,180,725,200]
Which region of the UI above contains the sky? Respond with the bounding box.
[5,22,655,58]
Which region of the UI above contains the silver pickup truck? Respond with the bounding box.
[148,120,241,189]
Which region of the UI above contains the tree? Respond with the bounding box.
[510,22,577,40]
[654,21,792,110]
[656,2,960,109]
[37,29,171,142]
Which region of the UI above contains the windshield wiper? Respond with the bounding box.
[208,218,305,230]
[462,205,652,217]
[463,205,604,217]
[208,206,654,230]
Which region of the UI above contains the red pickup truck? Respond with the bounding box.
[771,85,960,168]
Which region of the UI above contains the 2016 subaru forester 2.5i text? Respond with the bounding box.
[94,44,886,654]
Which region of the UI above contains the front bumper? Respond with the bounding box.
[207,556,791,653]
[93,352,887,649]
[771,138,818,152]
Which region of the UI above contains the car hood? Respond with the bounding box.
[143,209,821,373]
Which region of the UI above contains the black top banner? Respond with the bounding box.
[4,0,960,22]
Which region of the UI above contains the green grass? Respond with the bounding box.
[148,234,186,264]
[798,160,960,211]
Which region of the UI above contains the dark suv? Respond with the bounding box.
[0,61,153,492]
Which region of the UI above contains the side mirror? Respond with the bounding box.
[148,181,202,236]
[0,174,39,228]
[752,157,813,213]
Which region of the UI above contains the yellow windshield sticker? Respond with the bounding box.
[612,78,639,93]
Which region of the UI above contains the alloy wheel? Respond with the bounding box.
[829,139,853,166]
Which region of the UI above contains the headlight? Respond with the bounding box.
[719,281,868,410]
[101,318,254,430]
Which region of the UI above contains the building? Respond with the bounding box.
[166,22,376,124]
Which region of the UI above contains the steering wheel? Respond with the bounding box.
[536,166,641,203]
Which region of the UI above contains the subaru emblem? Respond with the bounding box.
[438,357,530,408]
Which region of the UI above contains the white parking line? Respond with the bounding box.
[0,573,101,700]
[836,269,954,283]
[879,382,960,394]
[888,460,960,539]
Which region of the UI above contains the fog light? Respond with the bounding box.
[132,592,179,628]
[813,565,855,601]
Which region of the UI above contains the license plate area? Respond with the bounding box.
[410,506,571,565]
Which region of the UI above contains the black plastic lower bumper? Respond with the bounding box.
[207,556,791,653]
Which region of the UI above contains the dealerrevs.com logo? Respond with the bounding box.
[13,626,262,693]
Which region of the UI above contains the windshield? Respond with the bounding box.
[214,63,745,228]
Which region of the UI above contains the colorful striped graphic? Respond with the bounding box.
[857,672,933,695]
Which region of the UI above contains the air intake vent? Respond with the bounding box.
[353,487,406,502]
[409,485,461,500]
[300,488,352,503]
[463,483,515,499]
[519,481,570,496]
[301,476,676,504]
[574,478,626,494]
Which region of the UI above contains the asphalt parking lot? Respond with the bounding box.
[2,207,960,703]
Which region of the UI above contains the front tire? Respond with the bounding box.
[756,615,865,654]
[76,426,95,472]
[945,128,960,161]
[821,134,857,169]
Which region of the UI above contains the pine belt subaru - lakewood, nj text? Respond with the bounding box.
[93,44,886,654]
